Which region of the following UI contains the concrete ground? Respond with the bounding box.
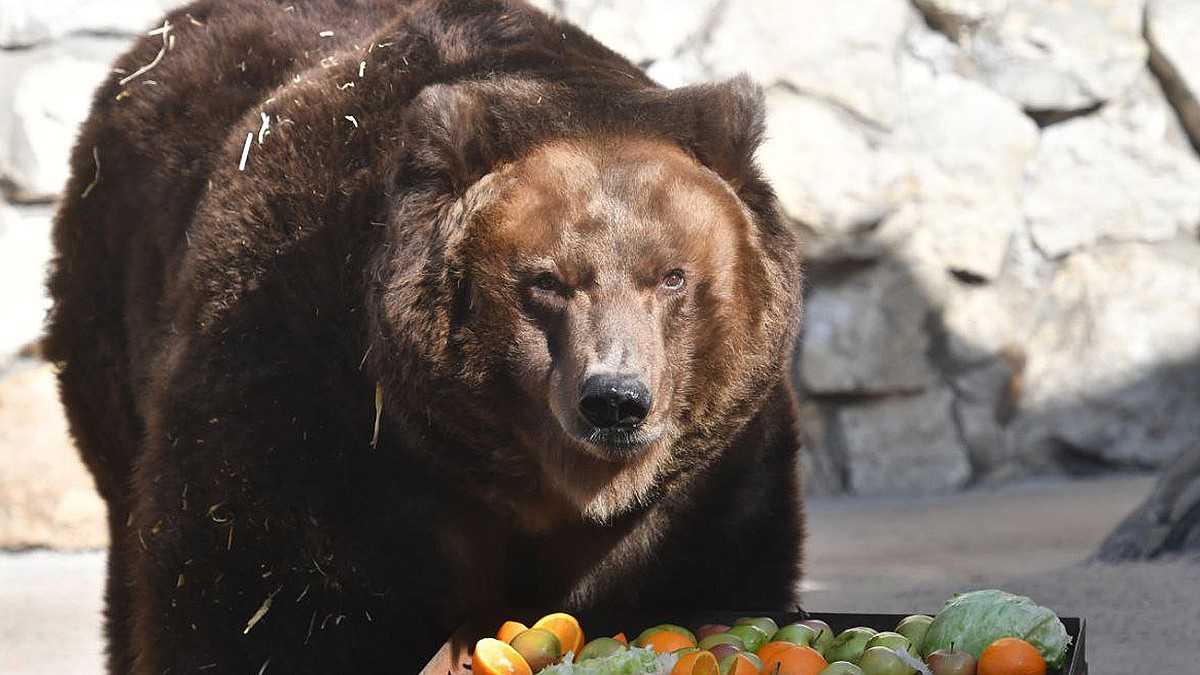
[3,473,1195,675]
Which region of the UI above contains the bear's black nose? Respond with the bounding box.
[579,374,652,430]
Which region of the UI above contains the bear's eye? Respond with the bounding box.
[660,269,686,291]
[532,272,562,293]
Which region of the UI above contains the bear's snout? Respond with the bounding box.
[578,373,652,431]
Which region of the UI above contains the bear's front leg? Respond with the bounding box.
[123,339,503,674]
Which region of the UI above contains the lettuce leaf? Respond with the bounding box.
[920,589,1072,668]
[538,646,678,675]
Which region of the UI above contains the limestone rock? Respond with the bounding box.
[1097,441,1200,560]
[1012,240,1200,468]
[1146,0,1200,150]
[796,399,845,496]
[913,0,1007,39]
[0,362,106,549]
[3,54,109,203]
[0,205,53,366]
[1024,116,1200,258]
[1098,67,1195,151]
[0,0,184,48]
[536,0,718,66]
[702,0,916,127]
[890,67,1039,280]
[757,88,890,239]
[902,16,974,77]
[799,261,940,395]
[950,357,1018,477]
[927,0,1147,113]
[839,388,972,494]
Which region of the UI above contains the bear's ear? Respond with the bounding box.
[676,74,766,189]
[404,84,498,194]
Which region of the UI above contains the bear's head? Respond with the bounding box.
[370,75,801,528]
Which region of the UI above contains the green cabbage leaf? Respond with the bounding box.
[538,646,678,675]
[921,589,1071,668]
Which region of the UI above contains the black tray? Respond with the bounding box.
[421,609,1087,675]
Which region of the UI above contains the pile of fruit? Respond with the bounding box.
[470,590,1072,675]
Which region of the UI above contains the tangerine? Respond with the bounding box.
[672,649,720,675]
[978,637,1046,675]
[756,641,797,664]
[641,629,699,653]
[496,620,529,644]
[531,612,585,657]
[613,633,628,645]
[473,637,533,675]
[759,643,827,675]
[720,651,763,675]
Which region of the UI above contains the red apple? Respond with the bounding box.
[695,624,732,641]
[925,645,978,675]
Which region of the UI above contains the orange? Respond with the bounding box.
[496,620,529,644]
[641,629,698,653]
[756,641,798,664]
[473,637,533,675]
[672,649,719,675]
[531,612,585,656]
[978,637,1047,675]
[759,644,827,675]
[612,633,628,645]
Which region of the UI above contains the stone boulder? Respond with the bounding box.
[756,88,890,244]
[838,387,972,495]
[1011,240,1200,468]
[2,54,110,203]
[1098,441,1200,560]
[0,204,53,366]
[1023,115,1200,258]
[915,0,1147,114]
[799,260,940,395]
[913,0,1007,39]
[889,64,1039,281]
[528,0,717,67]
[0,0,184,48]
[1146,0,1200,150]
[701,0,916,127]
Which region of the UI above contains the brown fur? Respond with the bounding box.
[45,1,805,673]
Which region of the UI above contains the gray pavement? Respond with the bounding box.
[3,473,1194,675]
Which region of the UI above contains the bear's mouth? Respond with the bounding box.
[578,423,663,460]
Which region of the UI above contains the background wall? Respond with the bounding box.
[1,0,1198,547]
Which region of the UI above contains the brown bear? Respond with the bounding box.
[45,0,805,673]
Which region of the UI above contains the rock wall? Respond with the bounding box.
[1,0,1198,546]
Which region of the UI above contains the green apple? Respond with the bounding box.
[819,662,866,675]
[727,624,770,653]
[698,633,745,651]
[894,615,934,653]
[864,632,918,659]
[633,624,696,647]
[925,646,979,675]
[576,637,626,661]
[857,646,916,675]
[734,616,779,638]
[801,620,836,653]
[772,622,819,647]
[823,627,877,664]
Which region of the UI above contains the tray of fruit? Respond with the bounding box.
[420,589,1086,675]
